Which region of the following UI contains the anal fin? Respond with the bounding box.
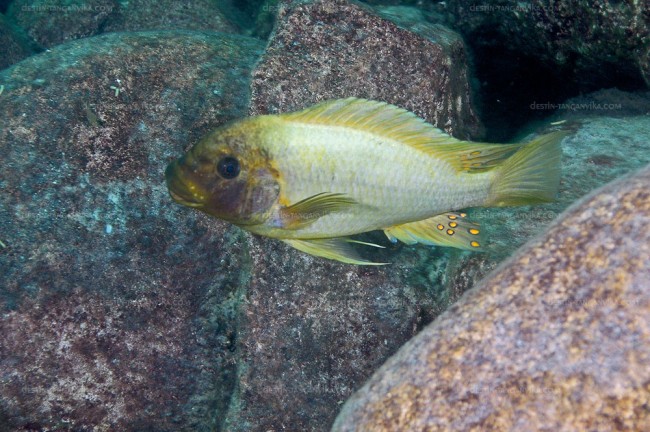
[283,238,387,265]
[384,212,484,251]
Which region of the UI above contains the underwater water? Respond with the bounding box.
[1,0,649,431]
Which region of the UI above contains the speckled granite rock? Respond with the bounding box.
[223,234,441,431]
[250,0,484,139]
[0,13,39,70]
[438,1,650,140]
[0,31,264,431]
[6,0,237,49]
[6,0,121,48]
[446,0,650,88]
[333,163,650,431]
[102,0,239,35]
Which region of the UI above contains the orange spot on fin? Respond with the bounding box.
[383,212,484,251]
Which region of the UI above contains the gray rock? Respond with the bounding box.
[250,0,484,140]
[0,13,38,70]
[333,163,650,431]
[6,0,238,49]
[7,0,121,48]
[0,31,264,431]
[102,0,239,35]
[445,0,650,87]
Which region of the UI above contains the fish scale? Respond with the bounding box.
[266,123,493,238]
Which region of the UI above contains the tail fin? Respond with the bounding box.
[488,131,567,207]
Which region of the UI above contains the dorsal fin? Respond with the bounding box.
[279,97,521,173]
[280,97,455,147]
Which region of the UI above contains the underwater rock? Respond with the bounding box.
[223,235,438,431]
[333,163,650,431]
[440,0,650,140]
[0,31,264,431]
[0,13,38,70]
[6,0,121,48]
[102,0,239,35]
[445,0,650,89]
[250,0,484,140]
[6,0,238,49]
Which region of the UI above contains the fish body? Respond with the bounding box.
[166,98,565,264]
[252,119,490,238]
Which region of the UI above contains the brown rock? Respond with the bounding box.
[222,2,484,428]
[224,234,438,431]
[333,164,650,431]
[250,0,483,139]
[0,31,264,430]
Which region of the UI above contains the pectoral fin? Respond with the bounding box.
[283,238,387,265]
[280,192,357,229]
[384,212,484,251]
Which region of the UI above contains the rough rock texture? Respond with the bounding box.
[102,0,239,35]
[333,164,650,431]
[6,0,237,49]
[0,13,39,70]
[0,31,264,431]
[223,233,443,431]
[250,0,484,139]
[447,0,650,87]
[6,0,121,48]
[441,0,650,140]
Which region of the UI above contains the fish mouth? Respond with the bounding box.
[165,160,205,208]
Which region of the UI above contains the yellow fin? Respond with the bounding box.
[488,131,567,206]
[280,97,525,173]
[433,142,523,173]
[280,97,461,147]
[283,238,388,265]
[384,212,484,251]
[280,192,357,229]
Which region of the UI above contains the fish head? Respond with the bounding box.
[165,117,281,225]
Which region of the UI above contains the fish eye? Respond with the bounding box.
[216,156,240,179]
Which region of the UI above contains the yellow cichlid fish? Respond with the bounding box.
[165,98,565,265]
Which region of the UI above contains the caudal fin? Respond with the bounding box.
[487,131,567,206]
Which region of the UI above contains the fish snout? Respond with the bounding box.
[165,159,205,208]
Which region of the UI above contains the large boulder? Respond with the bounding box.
[333,163,650,431]
[445,0,650,88]
[441,0,650,140]
[0,31,264,431]
[250,0,484,139]
[5,0,238,49]
[0,13,39,70]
